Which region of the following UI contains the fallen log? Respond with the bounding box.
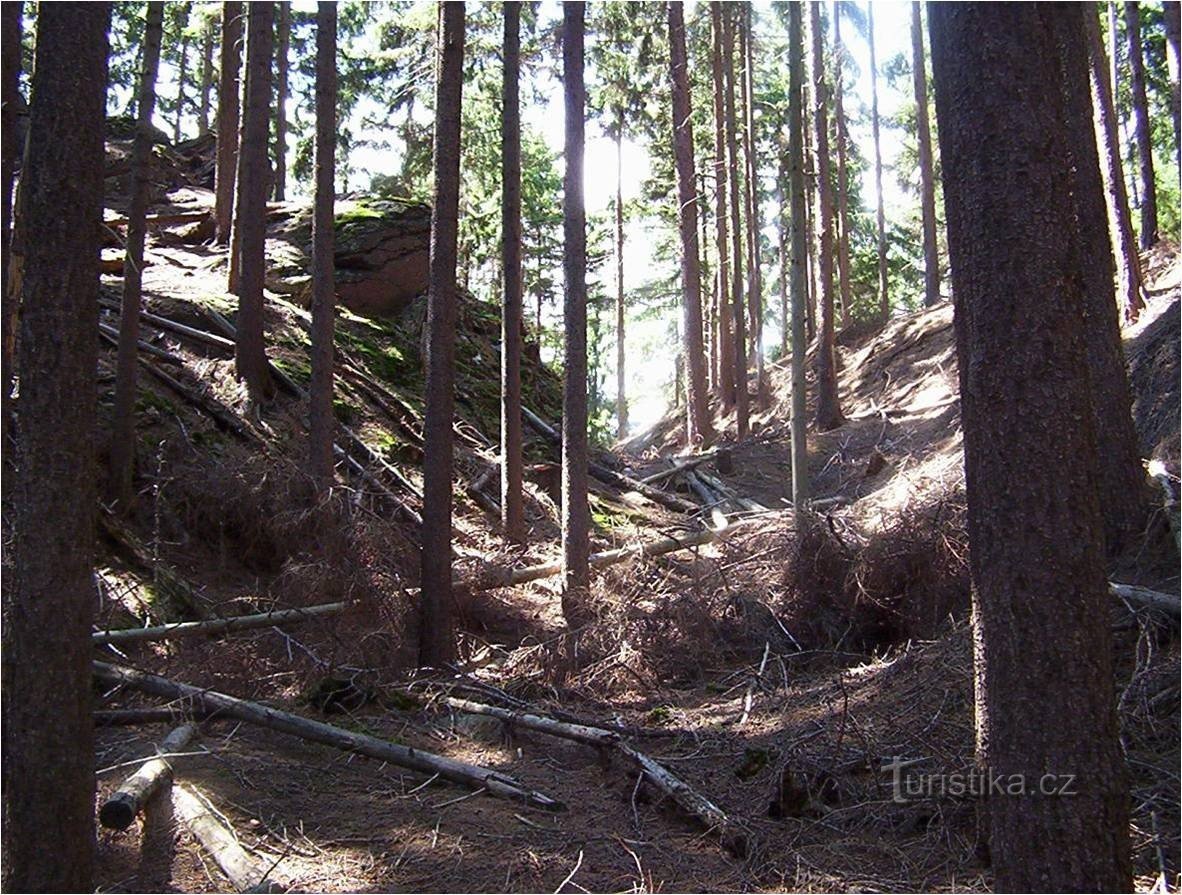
[98,323,184,365]
[105,209,214,229]
[99,297,236,352]
[1110,582,1180,617]
[435,695,748,857]
[695,469,771,513]
[100,723,198,830]
[640,450,726,486]
[93,662,564,812]
[96,707,216,727]
[173,784,279,893]
[93,601,352,646]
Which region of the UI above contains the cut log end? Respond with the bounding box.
[99,793,138,831]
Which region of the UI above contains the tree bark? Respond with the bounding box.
[562,1,591,631]
[787,2,810,506]
[1165,1,1181,163]
[928,6,1132,889]
[100,723,198,830]
[173,785,274,892]
[1085,9,1146,324]
[273,1,290,202]
[501,2,526,545]
[810,2,843,431]
[173,5,190,144]
[109,1,165,512]
[309,1,337,497]
[833,4,852,328]
[419,1,465,667]
[669,1,713,448]
[869,4,888,324]
[723,7,749,438]
[198,16,214,136]
[1,6,110,891]
[614,119,628,439]
[911,2,940,308]
[777,164,789,359]
[231,2,276,403]
[214,1,242,244]
[710,2,735,410]
[740,4,765,405]
[1,1,23,416]
[1125,2,1158,249]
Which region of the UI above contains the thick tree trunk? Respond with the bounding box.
[1,1,23,416]
[669,1,713,448]
[809,2,843,431]
[562,1,590,633]
[231,2,276,403]
[309,1,337,497]
[1085,9,1146,325]
[723,7,749,438]
[929,6,1133,890]
[710,2,735,411]
[109,1,165,512]
[1125,2,1158,249]
[869,5,888,324]
[273,1,290,202]
[912,2,939,308]
[501,3,525,545]
[173,7,190,144]
[198,17,214,136]
[833,5,852,329]
[1,6,110,890]
[614,121,627,439]
[787,2,809,506]
[419,2,465,667]
[740,4,765,405]
[214,1,242,244]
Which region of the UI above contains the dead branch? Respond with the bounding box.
[1110,582,1180,617]
[95,707,216,726]
[92,601,353,646]
[173,784,280,893]
[100,723,198,830]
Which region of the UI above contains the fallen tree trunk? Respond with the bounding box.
[695,469,771,513]
[99,297,236,352]
[173,784,278,893]
[99,323,185,365]
[96,707,216,726]
[93,601,352,646]
[1110,582,1180,617]
[105,209,214,229]
[100,723,198,830]
[640,450,726,486]
[93,662,564,812]
[435,695,748,857]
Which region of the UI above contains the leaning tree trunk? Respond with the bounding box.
[1,1,23,416]
[309,1,337,498]
[723,6,749,438]
[109,0,166,512]
[273,1,290,201]
[213,1,242,244]
[669,0,713,448]
[710,2,735,411]
[809,2,843,432]
[614,117,628,439]
[834,4,852,329]
[561,1,591,634]
[869,4,888,324]
[1125,1,1158,250]
[1085,8,1147,325]
[912,1,940,308]
[198,16,214,135]
[787,1,809,506]
[419,1,465,667]
[928,5,1132,890]
[501,2,525,545]
[1,6,110,891]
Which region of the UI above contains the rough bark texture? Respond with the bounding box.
[614,123,628,439]
[198,17,214,136]
[419,1,465,667]
[109,1,166,512]
[1,6,110,890]
[214,1,242,244]
[501,2,525,545]
[273,1,290,201]
[928,5,1133,890]
[911,1,940,308]
[710,2,735,410]
[739,4,764,405]
[787,2,809,506]
[309,1,337,497]
[1,1,23,415]
[561,1,590,630]
[809,2,843,432]
[723,7,749,438]
[833,4,852,328]
[1085,8,1146,325]
[1125,2,1158,249]
[669,1,712,447]
[869,4,888,323]
[231,1,276,403]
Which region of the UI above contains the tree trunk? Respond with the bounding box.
[740,4,765,405]
[231,2,276,403]
[173,6,190,144]
[928,6,1132,890]
[1125,2,1158,249]
[109,1,166,512]
[669,1,713,448]
[561,2,590,632]
[419,1,465,667]
[809,2,843,431]
[214,1,242,244]
[309,1,337,498]
[1,6,110,891]
[710,2,735,411]
[1,1,23,416]
[273,1,290,202]
[802,83,817,343]
[787,2,809,506]
[777,161,788,359]
[614,120,628,439]
[723,7,749,438]
[698,170,712,393]
[198,17,214,136]
[869,4,888,324]
[1053,11,1152,558]
[100,723,197,830]
[912,2,940,308]
[1085,9,1147,325]
[1165,1,1181,164]
[501,4,525,545]
[834,4,852,328]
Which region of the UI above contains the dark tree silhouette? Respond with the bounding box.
[1125,1,1158,249]
[1,0,24,415]
[929,5,1133,889]
[723,6,749,437]
[273,1,291,201]
[198,16,214,135]
[214,1,242,244]
[834,3,852,327]
[911,1,940,307]
[787,1,809,505]
[869,4,888,323]
[710,2,735,411]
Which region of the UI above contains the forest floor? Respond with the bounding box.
[87,176,1180,893]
